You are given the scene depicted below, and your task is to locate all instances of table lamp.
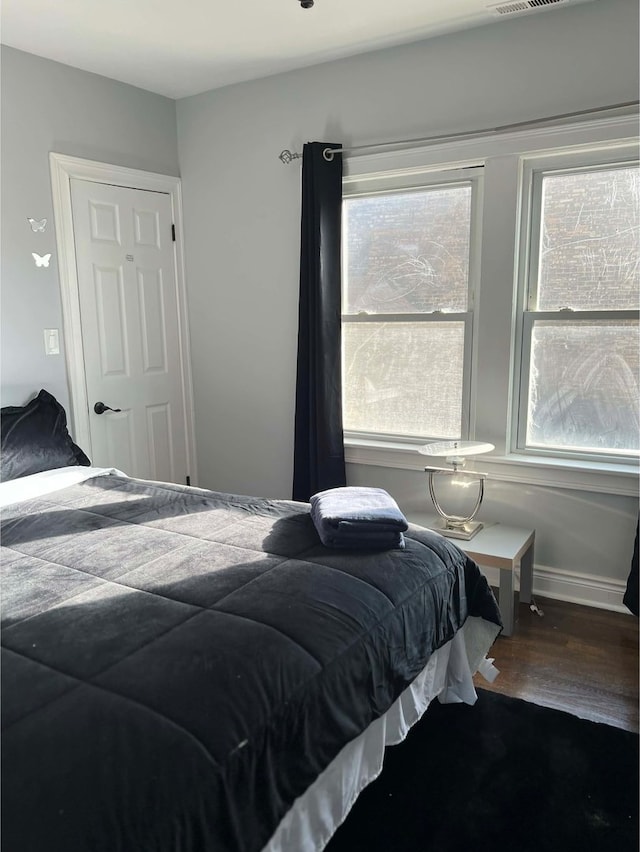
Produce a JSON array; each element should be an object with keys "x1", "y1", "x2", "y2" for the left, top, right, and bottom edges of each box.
[{"x1": 418, "y1": 440, "x2": 495, "y2": 540}]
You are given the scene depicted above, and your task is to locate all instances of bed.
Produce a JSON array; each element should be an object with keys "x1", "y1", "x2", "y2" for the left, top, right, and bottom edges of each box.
[{"x1": 1, "y1": 391, "x2": 502, "y2": 852}]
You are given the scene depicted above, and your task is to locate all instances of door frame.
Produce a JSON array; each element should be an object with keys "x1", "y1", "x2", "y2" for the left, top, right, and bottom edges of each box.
[{"x1": 49, "y1": 152, "x2": 198, "y2": 483}]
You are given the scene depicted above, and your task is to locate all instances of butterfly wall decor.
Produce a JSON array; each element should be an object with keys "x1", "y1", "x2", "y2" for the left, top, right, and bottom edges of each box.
[
  {"x1": 28, "y1": 217, "x2": 47, "y2": 232},
  {"x1": 32, "y1": 253, "x2": 52, "y2": 268}
]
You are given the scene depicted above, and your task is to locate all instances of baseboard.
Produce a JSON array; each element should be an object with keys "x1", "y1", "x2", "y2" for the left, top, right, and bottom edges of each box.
[{"x1": 480, "y1": 563, "x2": 632, "y2": 615}]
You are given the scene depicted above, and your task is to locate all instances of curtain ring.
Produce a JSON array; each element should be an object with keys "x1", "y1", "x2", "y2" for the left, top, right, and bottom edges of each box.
[{"x1": 322, "y1": 147, "x2": 335, "y2": 162}]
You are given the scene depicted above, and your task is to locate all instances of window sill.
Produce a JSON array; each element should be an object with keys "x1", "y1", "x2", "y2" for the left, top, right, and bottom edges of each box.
[{"x1": 344, "y1": 438, "x2": 639, "y2": 497}]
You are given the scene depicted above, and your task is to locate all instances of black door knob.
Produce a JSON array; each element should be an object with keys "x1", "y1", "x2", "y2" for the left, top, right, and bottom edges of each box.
[{"x1": 94, "y1": 401, "x2": 122, "y2": 415}]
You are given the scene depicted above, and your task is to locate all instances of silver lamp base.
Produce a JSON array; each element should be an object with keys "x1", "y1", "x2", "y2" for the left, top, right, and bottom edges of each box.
[
  {"x1": 425, "y1": 466, "x2": 488, "y2": 541},
  {"x1": 434, "y1": 519, "x2": 484, "y2": 540}
]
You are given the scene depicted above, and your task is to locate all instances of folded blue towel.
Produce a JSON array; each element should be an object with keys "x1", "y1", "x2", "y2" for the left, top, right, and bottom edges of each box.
[{"x1": 310, "y1": 486, "x2": 408, "y2": 550}]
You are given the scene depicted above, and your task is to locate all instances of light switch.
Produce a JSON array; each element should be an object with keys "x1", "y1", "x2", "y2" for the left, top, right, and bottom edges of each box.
[{"x1": 44, "y1": 328, "x2": 60, "y2": 355}]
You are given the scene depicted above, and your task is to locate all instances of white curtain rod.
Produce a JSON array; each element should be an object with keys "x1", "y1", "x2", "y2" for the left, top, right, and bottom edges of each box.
[
  {"x1": 322, "y1": 100, "x2": 639, "y2": 161},
  {"x1": 278, "y1": 101, "x2": 638, "y2": 164}
]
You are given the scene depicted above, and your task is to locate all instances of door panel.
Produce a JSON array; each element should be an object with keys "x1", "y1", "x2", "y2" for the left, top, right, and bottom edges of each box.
[
  {"x1": 105, "y1": 412, "x2": 135, "y2": 476},
  {"x1": 95, "y1": 265, "x2": 128, "y2": 376},
  {"x1": 89, "y1": 201, "x2": 121, "y2": 243},
  {"x1": 138, "y1": 269, "x2": 167, "y2": 373},
  {"x1": 134, "y1": 209, "x2": 160, "y2": 247},
  {"x1": 147, "y1": 403, "x2": 173, "y2": 483},
  {"x1": 70, "y1": 179, "x2": 188, "y2": 483}
]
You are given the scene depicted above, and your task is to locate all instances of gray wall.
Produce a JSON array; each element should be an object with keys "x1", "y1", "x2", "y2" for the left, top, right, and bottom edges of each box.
[
  {"x1": 0, "y1": 46, "x2": 179, "y2": 412},
  {"x1": 176, "y1": 0, "x2": 639, "y2": 597}
]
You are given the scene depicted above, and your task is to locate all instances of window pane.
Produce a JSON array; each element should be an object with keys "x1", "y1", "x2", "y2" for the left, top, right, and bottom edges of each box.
[
  {"x1": 537, "y1": 166, "x2": 640, "y2": 310},
  {"x1": 343, "y1": 186, "x2": 471, "y2": 315},
  {"x1": 527, "y1": 320, "x2": 639, "y2": 454},
  {"x1": 343, "y1": 321, "x2": 464, "y2": 438}
]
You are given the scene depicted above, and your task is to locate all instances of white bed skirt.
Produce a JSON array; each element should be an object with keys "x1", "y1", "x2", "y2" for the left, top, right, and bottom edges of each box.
[{"x1": 263, "y1": 616, "x2": 500, "y2": 852}]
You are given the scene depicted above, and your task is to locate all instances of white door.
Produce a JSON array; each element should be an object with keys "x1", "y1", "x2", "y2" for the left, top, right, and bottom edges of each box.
[{"x1": 70, "y1": 178, "x2": 189, "y2": 483}]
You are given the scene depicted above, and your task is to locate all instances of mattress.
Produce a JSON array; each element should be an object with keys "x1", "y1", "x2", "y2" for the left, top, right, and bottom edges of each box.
[{"x1": 1, "y1": 468, "x2": 502, "y2": 852}]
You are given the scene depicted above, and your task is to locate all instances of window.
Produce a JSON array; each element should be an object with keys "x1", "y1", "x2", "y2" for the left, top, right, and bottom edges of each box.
[
  {"x1": 518, "y1": 161, "x2": 640, "y2": 461},
  {"x1": 342, "y1": 169, "x2": 481, "y2": 442},
  {"x1": 342, "y1": 119, "x2": 639, "y2": 491}
]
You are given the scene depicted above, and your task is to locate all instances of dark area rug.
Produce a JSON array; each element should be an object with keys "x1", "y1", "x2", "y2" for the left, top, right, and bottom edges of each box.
[{"x1": 325, "y1": 688, "x2": 639, "y2": 852}]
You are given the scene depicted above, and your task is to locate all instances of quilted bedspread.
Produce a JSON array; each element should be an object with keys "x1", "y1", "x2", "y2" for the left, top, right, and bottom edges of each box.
[{"x1": 1, "y1": 474, "x2": 501, "y2": 852}]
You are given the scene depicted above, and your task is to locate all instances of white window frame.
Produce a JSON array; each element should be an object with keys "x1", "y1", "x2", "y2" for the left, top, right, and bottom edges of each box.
[
  {"x1": 513, "y1": 149, "x2": 640, "y2": 465},
  {"x1": 342, "y1": 114, "x2": 639, "y2": 498},
  {"x1": 341, "y1": 166, "x2": 484, "y2": 445}
]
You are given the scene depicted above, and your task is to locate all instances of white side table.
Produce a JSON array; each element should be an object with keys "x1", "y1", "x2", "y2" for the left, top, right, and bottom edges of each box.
[{"x1": 410, "y1": 516, "x2": 535, "y2": 636}]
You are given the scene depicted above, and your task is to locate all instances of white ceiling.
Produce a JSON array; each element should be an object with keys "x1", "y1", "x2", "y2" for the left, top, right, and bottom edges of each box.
[{"x1": 0, "y1": 0, "x2": 592, "y2": 99}]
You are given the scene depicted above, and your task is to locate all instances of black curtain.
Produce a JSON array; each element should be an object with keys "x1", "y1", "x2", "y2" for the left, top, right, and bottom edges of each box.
[{"x1": 292, "y1": 142, "x2": 346, "y2": 502}]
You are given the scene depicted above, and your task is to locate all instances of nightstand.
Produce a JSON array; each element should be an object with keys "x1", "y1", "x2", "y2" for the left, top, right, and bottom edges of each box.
[{"x1": 411, "y1": 515, "x2": 535, "y2": 636}]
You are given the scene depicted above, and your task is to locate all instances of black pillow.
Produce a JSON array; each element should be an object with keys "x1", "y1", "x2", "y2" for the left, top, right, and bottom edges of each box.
[{"x1": 1, "y1": 389, "x2": 90, "y2": 481}]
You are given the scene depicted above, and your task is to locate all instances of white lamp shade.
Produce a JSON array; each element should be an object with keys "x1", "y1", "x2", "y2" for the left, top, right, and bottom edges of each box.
[{"x1": 418, "y1": 440, "x2": 494, "y2": 458}]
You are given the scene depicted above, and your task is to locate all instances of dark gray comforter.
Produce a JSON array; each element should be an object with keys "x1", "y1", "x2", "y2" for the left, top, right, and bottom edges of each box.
[{"x1": 1, "y1": 474, "x2": 501, "y2": 852}]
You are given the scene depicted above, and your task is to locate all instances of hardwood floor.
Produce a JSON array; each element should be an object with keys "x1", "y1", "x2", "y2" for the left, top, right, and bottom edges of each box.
[{"x1": 473, "y1": 595, "x2": 639, "y2": 733}]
